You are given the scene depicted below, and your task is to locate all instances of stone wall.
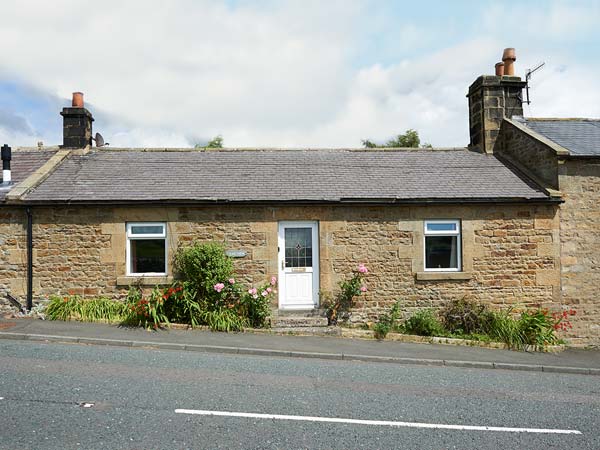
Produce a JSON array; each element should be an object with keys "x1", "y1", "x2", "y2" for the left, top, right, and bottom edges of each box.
[
  {"x1": 0, "y1": 203, "x2": 563, "y2": 330},
  {"x1": 496, "y1": 120, "x2": 559, "y2": 189},
  {"x1": 324, "y1": 204, "x2": 559, "y2": 322},
  {"x1": 559, "y1": 160, "x2": 600, "y2": 345},
  {"x1": 0, "y1": 207, "x2": 27, "y2": 313}
]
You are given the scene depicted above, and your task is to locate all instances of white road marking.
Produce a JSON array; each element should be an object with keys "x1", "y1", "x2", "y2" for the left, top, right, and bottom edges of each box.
[{"x1": 175, "y1": 409, "x2": 581, "y2": 435}]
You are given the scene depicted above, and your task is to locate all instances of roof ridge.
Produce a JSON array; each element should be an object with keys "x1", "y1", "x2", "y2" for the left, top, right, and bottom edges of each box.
[
  {"x1": 82, "y1": 147, "x2": 469, "y2": 153},
  {"x1": 524, "y1": 117, "x2": 600, "y2": 122}
]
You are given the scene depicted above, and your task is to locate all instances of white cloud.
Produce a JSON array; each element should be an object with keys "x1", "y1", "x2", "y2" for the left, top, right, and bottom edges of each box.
[{"x1": 0, "y1": 0, "x2": 598, "y2": 148}]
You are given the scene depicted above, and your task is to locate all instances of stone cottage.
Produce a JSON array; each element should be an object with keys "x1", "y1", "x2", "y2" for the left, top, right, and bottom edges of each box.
[{"x1": 1, "y1": 55, "x2": 598, "y2": 345}]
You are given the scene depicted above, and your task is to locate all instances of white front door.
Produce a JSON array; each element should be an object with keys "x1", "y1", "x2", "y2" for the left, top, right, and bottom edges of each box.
[{"x1": 278, "y1": 221, "x2": 319, "y2": 310}]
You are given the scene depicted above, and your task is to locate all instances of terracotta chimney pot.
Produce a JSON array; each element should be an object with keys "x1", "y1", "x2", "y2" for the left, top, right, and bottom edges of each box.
[
  {"x1": 72, "y1": 92, "x2": 84, "y2": 108},
  {"x1": 502, "y1": 48, "x2": 516, "y2": 76},
  {"x1": 495, "y1": 62, "x2": 505, "y2": 76}
]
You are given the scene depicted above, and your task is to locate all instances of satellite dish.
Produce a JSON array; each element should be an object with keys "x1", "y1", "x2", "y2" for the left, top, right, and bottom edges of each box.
[{"x1": 92, "y1": 132, "x2": 109, "y2": 147}]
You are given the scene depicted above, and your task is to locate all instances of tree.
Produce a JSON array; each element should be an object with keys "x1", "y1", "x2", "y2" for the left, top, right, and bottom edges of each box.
[
  {"x1": 194, "y1": 135, "x2": 224, "y2": 149},
  {"x1": 362, "y1": 129, "x2": 432, "y2": 149}
]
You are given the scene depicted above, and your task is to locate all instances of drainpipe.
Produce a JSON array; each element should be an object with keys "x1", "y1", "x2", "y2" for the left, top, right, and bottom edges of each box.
[{"x1": 26, "y1": 207, "x2": 33, "y2": 311}]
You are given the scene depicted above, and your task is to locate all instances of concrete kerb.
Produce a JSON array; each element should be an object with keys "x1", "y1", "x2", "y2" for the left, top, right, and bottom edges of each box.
[{"x1": 0, "y1": 331, "x2": 597, "y2": 376}]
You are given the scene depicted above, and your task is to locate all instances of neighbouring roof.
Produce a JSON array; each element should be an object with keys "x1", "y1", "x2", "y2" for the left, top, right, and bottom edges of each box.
[
  {"x1": 516, "y1": 117, "x2": 600, "y2": 156},
  {"x1": 20, "y1": 148, "x2": 551, "y2": 204},
  {"x1": 0, "y1": 150, "x2": 57, "y2": 202}
]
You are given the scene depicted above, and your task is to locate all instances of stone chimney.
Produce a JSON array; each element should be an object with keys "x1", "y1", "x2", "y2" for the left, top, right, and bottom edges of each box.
[
  {"x1": 467, "y1": 49, "x2": 526, "y2": 153},
  {"x1": 60, "y1": 92, "x2": 94, "y2": 148}
]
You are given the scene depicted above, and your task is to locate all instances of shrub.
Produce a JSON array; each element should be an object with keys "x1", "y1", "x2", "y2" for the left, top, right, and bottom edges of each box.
[
  {"x1": 161, "y1": 282, "x2": 203, "y2": 327},
  {"x1": 485, "y1": 307, "x2": 576, "y2": 350},
  {"x1": 373, "y1": 301, "x2": 402, "y2": 340},
  {"x1": 325, "y1": 263, "x2": 369, "y2": 325},
  {"x1": 402, "y1": 309, "x2": 445, "y2": 337},
  {"x1": 518, "y1": 309, "x2": 563, "y2": 347},
  {"x1": 200, "y1": 308, "x2": 248, "y2": 332},
  {"x1": 173, "y1": 242, "x2": 233, "y2": 303},
  {"x1": 484, "y1": 309, "x2": 525, "y2": 349},
  {"x1": 123, "y1": 286, "x2": 170, "y2": 330},
  {"x1": 239, "y1": 280, "x2": 275, "y2": 328},
  {"x1": 46, "y1": 295, "x2": 128, "y2": 322},
  {"x1": 210, "y1": 276, "x2": 277, "y2": 329},
  {"x1": 440, "y1": 297, "x2": 491, "y2": 335}
]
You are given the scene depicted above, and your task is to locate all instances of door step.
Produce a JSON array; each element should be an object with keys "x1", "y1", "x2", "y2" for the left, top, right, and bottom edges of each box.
[
  {"x1": 271, "y1": 309, "x2": 329, "y2": 328},
  {"x1": 271, "y1": 315, "x2": 329, "y2": 328}
]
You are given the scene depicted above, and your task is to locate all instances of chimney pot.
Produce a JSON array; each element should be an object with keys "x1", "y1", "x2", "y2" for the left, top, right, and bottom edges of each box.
[
  {"x1": 72, "y1": 92, "x2": 84, "y2": 108},
  {"x1": 502, "y1": 48, "x2": 516, "y2": 61},
  {"x1": 495, "y1": 62, "x2": 505, "y2": 76},
  {"x1": 502, "y1": 48, "x2": 516, "y2": 76}
]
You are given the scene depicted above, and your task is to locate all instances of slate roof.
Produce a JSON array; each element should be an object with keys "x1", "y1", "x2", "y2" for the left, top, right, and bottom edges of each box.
[
  {"x1": 22, "y1": 148, "x2": 550, "y2": 203},
  {"x1": 516, "y1": 117, "x2": 600, "y2": 156},
  {"x1": 0, "y1": 150, "x2": 57, "y2": 202}
]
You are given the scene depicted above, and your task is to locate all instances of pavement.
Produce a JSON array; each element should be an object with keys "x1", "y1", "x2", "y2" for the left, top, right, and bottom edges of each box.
[{"x1": 1, "y1": 318, "x2": 599, "y2": 375}]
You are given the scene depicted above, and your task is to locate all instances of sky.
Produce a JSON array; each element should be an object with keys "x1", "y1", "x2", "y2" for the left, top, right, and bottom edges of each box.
[{"x1": 0, "y1": 0, "x2": 599, "y2": 148}]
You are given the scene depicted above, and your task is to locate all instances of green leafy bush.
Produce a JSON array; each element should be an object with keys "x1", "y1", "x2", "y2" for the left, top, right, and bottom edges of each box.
[
  {"x1": 173, "y1": 242, "x2": 233, "y2": 303},
  {"x1": 46, "y1": 296, "x2": 128, "y2": 322},
  {"x1": 484, "y1": 309, "x2": 525, "y2": 349},
  {"x1": 517, "y1": 309, "x2": 560, "y2": 347},
  {"x1": 210, "y1": 277, "x2": 276, "y2": 329},
  {"x1": 239, "y1": 281, "x2": 274, "y2": 328},
  {"x1": 402, "y1": 309, "x2": 445, "y2": 337},
  {"x1": 373, "y1": 301, "x2": 402, "y2": 340},
  {"x1": 325, "y1": 263, "x2": 369, "y2": 324},
  {"x1": 161, "y1": 282, "x2": 203, "y2": 327},
  {"x1": 440, "y1": 297, "x2": 491, "y2": 335},
  {"x1": 200, "y1": 309, "x2": 248, "y2": 332},
  {"x1": 122, "y1": 286, "x2": 170, "y2": 330}
]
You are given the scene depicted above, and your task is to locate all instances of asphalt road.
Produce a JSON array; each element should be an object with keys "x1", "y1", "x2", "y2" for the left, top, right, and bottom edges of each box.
[{"x1": 0, "y1": 341, "x2": 598, "y2": 449}]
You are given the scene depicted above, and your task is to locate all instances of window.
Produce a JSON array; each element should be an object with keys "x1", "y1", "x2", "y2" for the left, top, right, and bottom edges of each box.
[
  {"x1": 126, "y1": 222, "x2": 167, "y2": 275},
  {"x1": 424, "y1": 220, "x2": 461, "y2": 271}
]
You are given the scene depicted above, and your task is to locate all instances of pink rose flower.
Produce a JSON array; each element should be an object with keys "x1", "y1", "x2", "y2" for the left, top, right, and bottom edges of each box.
[
  {"x1": 360, "y1": 286, "x2": 367, "y2": 293},
  {"x1": 270, "y1": 276, "x2": 277, "y2": 286},
  {"x1": 261, "y1": 290, "x2": 268, "y2": 297},
  {"x1": 248, "y1": 288, "x2": 257, "y2": 295},
  {"x1": 228, "y1": 278, "x2": 235, "y2": 284},
  {"x1": 213, "y1": 283, "x2": 225, "y2": 293},
  {"x1": 266, "y1": 287, "x2": 272, "y2": 294},
  {"x1": 358, "y1": 264, "x2": 368, "y2": 274}
]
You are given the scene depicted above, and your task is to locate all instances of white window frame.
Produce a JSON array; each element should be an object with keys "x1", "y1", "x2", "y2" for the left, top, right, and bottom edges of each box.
[
  {"x1": 126, "y1": 222, "x2": 167, "y2": 276},
  {"x1": 423, "y1": 219, "x2": 461, "y2": 272}
]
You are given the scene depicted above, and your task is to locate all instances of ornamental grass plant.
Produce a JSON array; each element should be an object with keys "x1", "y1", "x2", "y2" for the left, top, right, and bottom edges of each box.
[{"x1": 46, "y1": 296, "x2": 129, "y2": 323}]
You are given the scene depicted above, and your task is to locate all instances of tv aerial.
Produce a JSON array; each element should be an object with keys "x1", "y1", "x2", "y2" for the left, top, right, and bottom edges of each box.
[
  {"x1": 524, "y1": 62, "x2": 545, "y2": 105},
  {"x1": 92, "y1": 132, "x2": 109, "y2": 147}
]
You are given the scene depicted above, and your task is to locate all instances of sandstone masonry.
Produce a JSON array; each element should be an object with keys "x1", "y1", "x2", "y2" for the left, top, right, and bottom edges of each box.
[{"x1": 1, "y1": 203, "x2": 562, "y2": 328}]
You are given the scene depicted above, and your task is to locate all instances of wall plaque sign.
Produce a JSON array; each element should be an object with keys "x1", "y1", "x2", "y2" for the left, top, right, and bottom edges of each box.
[{"x1": 225, "y1": 250, "x2": 247, "y2": 258}]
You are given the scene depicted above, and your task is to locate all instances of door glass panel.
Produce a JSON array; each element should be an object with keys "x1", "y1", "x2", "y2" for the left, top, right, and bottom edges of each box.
[{"x1": 284, "y1": 227, "x2": 313, "y2": 268}]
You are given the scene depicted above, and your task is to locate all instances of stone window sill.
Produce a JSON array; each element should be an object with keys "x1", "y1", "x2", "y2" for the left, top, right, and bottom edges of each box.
[
  {"x1": 116, "y1": 276, "x2": 174, "y2": 286},
  {"x1": 416, "y1": 272, "x2": 472, "y2": 281}
]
